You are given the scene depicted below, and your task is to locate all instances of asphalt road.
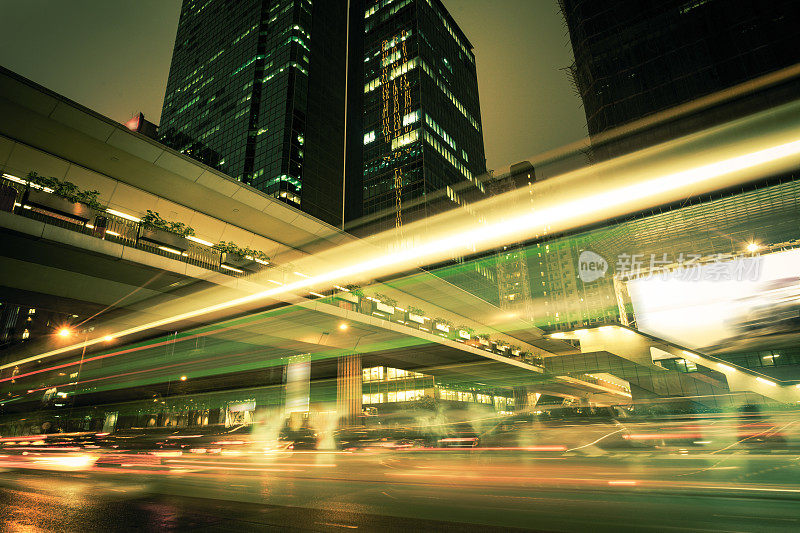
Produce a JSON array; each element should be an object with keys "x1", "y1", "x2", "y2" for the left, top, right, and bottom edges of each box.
[{"x1": 2, "y1": 451, "x2": 800, "y2": 532}]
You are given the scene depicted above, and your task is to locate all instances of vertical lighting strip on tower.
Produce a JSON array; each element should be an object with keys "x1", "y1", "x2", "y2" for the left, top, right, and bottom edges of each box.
[{"x1": 380, "y1": 30, "x2": 412, "y2": 233}]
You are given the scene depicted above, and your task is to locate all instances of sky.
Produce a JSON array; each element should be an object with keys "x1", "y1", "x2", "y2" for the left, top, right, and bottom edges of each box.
[{"x1": 0, "y1": 0, "x2": 587, "y2": 171}]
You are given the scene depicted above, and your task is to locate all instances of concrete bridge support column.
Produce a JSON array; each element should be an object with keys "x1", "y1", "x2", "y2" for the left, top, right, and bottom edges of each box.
[
  {"x1": 513, "y1": 386, "x2": 529, "y2": 412},
  {"x1": 337, "y1": 354, "x2": 362, "y2": 427}
]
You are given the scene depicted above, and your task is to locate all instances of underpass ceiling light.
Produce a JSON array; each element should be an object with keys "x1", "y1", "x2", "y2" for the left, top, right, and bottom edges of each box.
[
  {"x1": 57, "y1": 328, "x2": 72, "y2": 338},
  {"x1": 186, "y1": 235, "x2": 214, "y2": 247},
  {"x1": 756, "y1": 377, "x2": 777, "y2": 387},
  {"x1": 106, "y1": 208, "x2": 141, "y2": 223},
  {"x1": 339, "y1": 323, "x2": 348, "y2": 331},
  {"x1": 745, "y1": 242, "x2": 761, "y2": 253},
  {"x1": 158, "y1": 245, "x2": 183, "y2": 255}
]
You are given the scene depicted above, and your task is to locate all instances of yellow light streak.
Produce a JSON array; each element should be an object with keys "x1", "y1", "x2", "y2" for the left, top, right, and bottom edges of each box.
[{"x1": 4, "y1": 103, "x2": 800, "y2": 372}]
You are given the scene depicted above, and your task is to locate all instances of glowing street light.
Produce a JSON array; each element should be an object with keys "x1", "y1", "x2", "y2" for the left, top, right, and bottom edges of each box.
[
  {"x1": 57, "y1": 328, "x2": 73, "y2": 338},
  {"x1": 339, "y1": 323, "x2": 348, "y2": 331},
  {"x1": 180, "y1": 375, "x2": 187, "y2": 381},
  {"x1": 746, "y1": 242, "x2": 761, "y2": 253}
]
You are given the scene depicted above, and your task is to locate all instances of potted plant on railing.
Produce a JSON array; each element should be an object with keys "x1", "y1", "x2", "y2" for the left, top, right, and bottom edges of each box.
[
  {"x1": 137, "y1": 210, "x2": 194, "y2": 251},
  {"x1": 476, "y1": 333, "x2": 492, "y2": 351},
  {"x1": 454, "y1": 325, "x2": 474, "y2": 342},
  {"x1": 406, "y1": 305, "x2": 428, "y2": 327},
  {"x1": 507, "y1": 344, "x2": 523, "y2": 359},
  {"x1": 520, "y1": 351, "x2": 541, "y2": 366},
  {"x1": 214, "y1": 241, "x2": 270, "y2": 272},
  {"x1": 373, "y1": 293, "x2": 397, "y2": 316},
  {"x1": 23, "y1": 171, "x2": 103, "y2": 223},
  {"x1": 344, "y1": 284, "x2": 364, "y2": 297},
  {"x1": 432, "y1": 317, "x2": 453, "y2": 336},
  {"x1": 333, "y1": 284, "x2": 360, "y2": 304},
  {"x1": 333, "y1": 285, "x2": 364, "y2": 311}
]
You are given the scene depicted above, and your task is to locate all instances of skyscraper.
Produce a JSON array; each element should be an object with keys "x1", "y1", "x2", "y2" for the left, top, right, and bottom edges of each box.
[
  {"x1": 159, "y1": 0, "x2": 348, "y2": 227},
  {"x1": 160, "y1": 0, "x2": 487, "y2": 236},
  {"x1": 532, "y1": 0, "x2": 800, "y2": 332},
  {"x1": 561, "y1": 0, "x2": 800, "y2": 137},
  {"x1": 348, "y1": 0, "x2": 488, "y2": 233}
]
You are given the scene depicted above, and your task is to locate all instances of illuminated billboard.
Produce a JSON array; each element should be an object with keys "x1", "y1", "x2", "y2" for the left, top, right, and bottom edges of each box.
[{"x1": 628, "y1": 248, "x2": 800, "y2": 350}]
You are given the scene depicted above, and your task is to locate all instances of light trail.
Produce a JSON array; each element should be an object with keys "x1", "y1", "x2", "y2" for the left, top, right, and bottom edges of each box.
[
  {"x1": 16, "y1": 347, "x2": 266, "y2": 394},
  {"x1": 565, "y1": 427, "x2": 627, "y2": 452},
  {"x1": 4, "y1": 101, "x2": 800, "y2": 373}
]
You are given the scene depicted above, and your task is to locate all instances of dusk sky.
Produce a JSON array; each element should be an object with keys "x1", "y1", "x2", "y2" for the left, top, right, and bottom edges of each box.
[{"x1": 0, "y1": 0, "x2": 587, "y2": 171}]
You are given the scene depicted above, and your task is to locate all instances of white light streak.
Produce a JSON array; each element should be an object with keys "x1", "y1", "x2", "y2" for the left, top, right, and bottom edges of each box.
[{"x1": 4, "y1": 105, "x2": 800, "y2": 372}]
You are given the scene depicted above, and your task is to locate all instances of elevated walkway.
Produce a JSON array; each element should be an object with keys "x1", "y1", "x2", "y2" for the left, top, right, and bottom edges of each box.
[{"x1": 545, "y1": 325, "x2": 800, "y2": 405}]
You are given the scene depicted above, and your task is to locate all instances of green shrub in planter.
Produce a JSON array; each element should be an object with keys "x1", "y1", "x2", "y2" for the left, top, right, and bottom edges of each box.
[
  {"x1": 407, "y1": 305, "x2": 426, "y2": 316},
  {"x1": 432, "y1": 318, "x2": 452, "y2": 334},
  {"x1": 25, "y1": 171, "x2": 103, "y2": 210},
  {"x1": 24, "y1": 188, "x2": 96, "y2": 222},
  {"x1": 343, "y1": 284, "x2": 364, "y2": 297},
  {"x1": 138, "y1": 226, "x2": 188, "y2": 251},
  {"x1": 214, "y1": 240, "x2": 270, "y2": 263},
  {"x1": 373, "y1": 293, "x2": 397, "y2": 307},
  {"x1": 140, "y1": 210, "x2": 196, "y2": 237}
]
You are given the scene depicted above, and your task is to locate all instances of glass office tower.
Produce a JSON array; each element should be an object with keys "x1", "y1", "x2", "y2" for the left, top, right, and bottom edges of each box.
[
  {"x1": 353, "y1": 0, "x2": 487, "y2": 232},
  {"x1": 159, "y1": 0, "x2": 347, "y2": 227},
  {"x1": 561, "y1": 0, "x2": 800, "y2": 137}
]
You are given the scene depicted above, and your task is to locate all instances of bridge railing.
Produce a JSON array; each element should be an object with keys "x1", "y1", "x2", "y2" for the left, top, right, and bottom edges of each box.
[
  {"x1": 322, "y1": 292, "x2": 545, "y2": 368},
  {"x1": 0, "y1": 174, "x2": 252, "y2": 277}
]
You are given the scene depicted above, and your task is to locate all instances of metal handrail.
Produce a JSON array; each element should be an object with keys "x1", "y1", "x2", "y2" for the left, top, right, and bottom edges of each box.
[{"x1": 0, "y1": 175, "x2": 242, "y2": 277}]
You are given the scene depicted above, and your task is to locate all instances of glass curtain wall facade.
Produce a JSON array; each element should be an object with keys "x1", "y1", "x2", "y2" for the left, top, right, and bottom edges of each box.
[
  {"x1": 159, "y1": 0, "x2": 347, "y2": 227},
  {"x1": 560, "y1": 0, "x2": 800, "y2": 137},
  {"x1": 524, "y1": 178, "x2": 800, "y2": 331},
  {"x1": 357, "y1": 0, "x2": 487, "y2": 232}
]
